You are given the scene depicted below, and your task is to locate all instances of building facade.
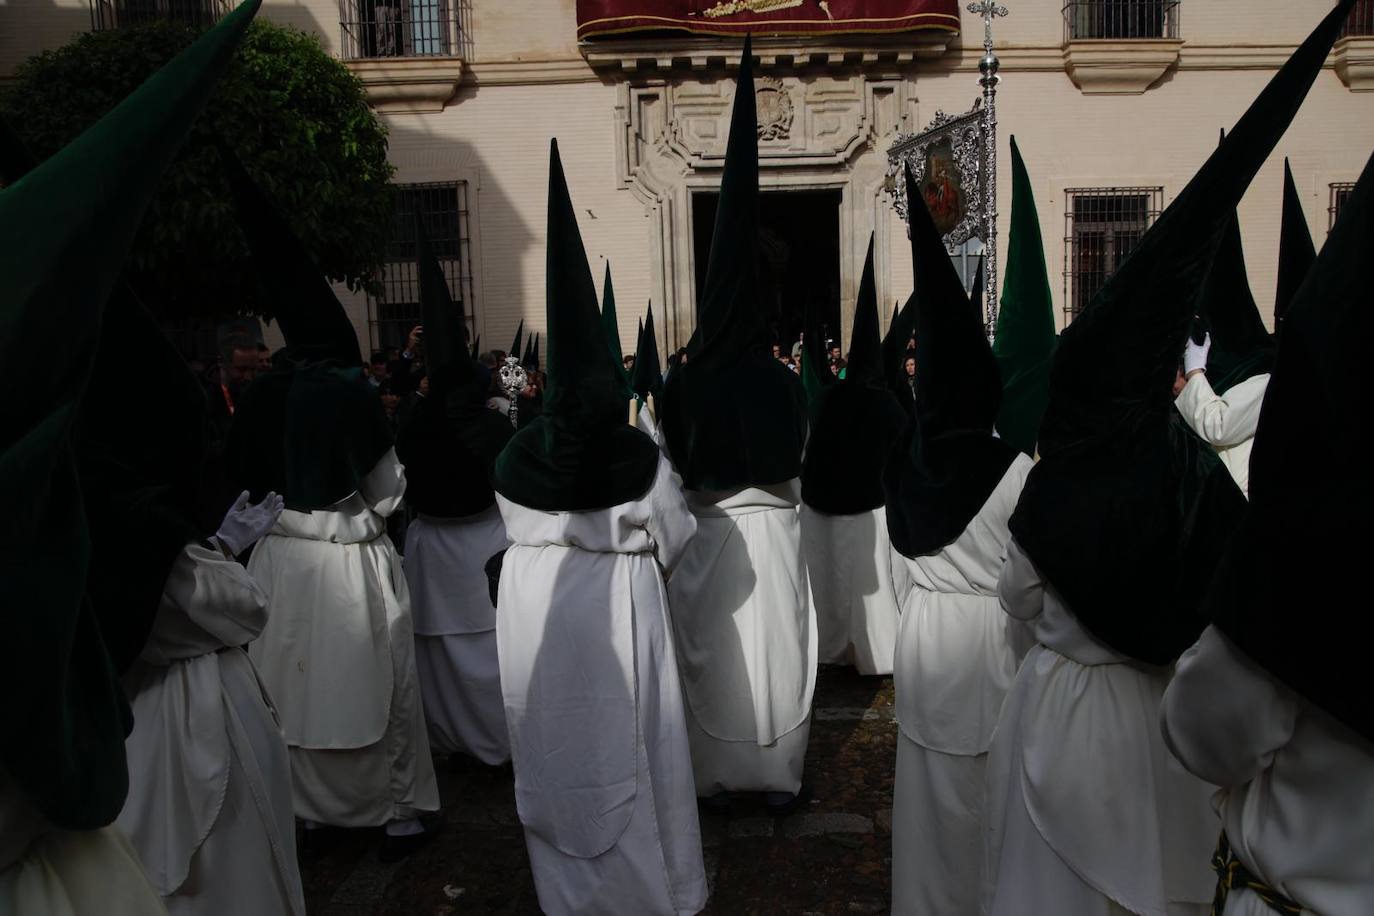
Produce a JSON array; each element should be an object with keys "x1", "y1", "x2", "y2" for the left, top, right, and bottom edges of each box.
[{"x1": 3, "y1": 0, "x2": 1372, "y2": 356}]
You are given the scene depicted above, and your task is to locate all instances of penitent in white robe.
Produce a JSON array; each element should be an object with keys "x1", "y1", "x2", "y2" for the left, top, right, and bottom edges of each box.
[
  {"x1": 799, "y1": 505, "x2": 900, "y2": 676},
  {"x1": 888, "y1": 454, "x2": 1033, "y2": 916},
  {"x1": 983, "y1": 539, "x2": 1216, "y2": 916},
  {"x1": 248, "y1": 448, "x2": 440, "y2": 827},
  {"x1": 1162, "y1": 626, "x2": 1374, "y2": 916},
  {"x1": 495, "y1": 456, "x2": 707, "y2": 916},
  {"x1": 1174, "y1": 373, "x2": 1268, "y2": 498},
  {"x1": 405, "y1": 506, "x2": 511, "y2": 765},
  {"x1": 1, "y1": 770, "x2": 165, "y2": 916},
  {"x1": 668, "y1": 479, "x2": 816, "y2": 796},
  {"x1": 119, "y1": 544, "x2": 305, "y2": 916}
]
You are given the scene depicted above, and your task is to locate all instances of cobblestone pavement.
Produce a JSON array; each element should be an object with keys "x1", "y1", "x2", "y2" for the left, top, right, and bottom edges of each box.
[{"x1": 299, "y1": 665, "x2": 896, "y2": 915}]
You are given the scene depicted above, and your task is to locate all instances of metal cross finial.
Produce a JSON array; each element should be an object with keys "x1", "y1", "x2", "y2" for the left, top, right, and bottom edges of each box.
[{"x1": 967, "y1": 1, "x2": 1008, "y2": 339}]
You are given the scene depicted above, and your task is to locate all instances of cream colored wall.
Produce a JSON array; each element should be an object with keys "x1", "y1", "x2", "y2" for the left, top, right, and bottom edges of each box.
[{"x1": 3, "y1": 0, "x2": 1370, "y2": 348}]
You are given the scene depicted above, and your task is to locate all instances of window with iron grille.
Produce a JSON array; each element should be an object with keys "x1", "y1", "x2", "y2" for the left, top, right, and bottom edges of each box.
[
  {"x1": 369, "y1": 181, "x2": 475, "y2": 352},
  {"x1": 339, "y1": 0, "x2": 460, "y2": 59},
  {"x1": 1342, "y1": 0, "x2": 1374, "y2": 37},
  {"x1": 89, "y1": 0, "x2": 229, "y2": 30},
  {"x1": 1063, "y1": 187, "x2": 1163, "y2": 320},
  {"x1": 1329, "y1": 182, "x2": 1356, "y2": 233},
  {"x1": 1063, "y1": 0, "x2": 1180, "y2": 40}
]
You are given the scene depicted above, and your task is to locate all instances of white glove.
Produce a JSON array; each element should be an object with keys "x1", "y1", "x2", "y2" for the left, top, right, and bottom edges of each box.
[
  {"x1": 1183, "y1": 332, "x2": 1211, "y2": 375},
  {"x1": 214, "y1": 490, "x2": 285, "y2": 557}
]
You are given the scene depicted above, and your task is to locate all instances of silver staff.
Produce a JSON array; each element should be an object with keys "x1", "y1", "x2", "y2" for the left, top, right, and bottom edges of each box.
[
  {"x1": 499, "y1": 354, "x2": 528, "y2": 428},
  {"x1": 968, "y1": 0, "x2": 1007, "y2": 339}
]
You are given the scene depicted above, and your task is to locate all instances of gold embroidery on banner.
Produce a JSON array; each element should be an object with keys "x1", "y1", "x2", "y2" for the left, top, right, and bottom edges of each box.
[{"x1": 701, "y1": 0, "x2": 805, "y2": 20}]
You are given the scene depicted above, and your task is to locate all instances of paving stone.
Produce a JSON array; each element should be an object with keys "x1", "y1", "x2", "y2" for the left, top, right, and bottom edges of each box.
[
  {"x1": 875, "y1": 808, "x2": 893, "y2": 835},
  {"x1": 813, "y1": 706, "x2": 896, "y2": 722},
  {"x1": 324, "y1": 857, "x2": 403, "y2": 914},
  {"x1": 728, "y1": 816, "x2": 776, "y2": 839},
  {"x1": 781, "y1": 813, "x2": 873, "y2": 838}
]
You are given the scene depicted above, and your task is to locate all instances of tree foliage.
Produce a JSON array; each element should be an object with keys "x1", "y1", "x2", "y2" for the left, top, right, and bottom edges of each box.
[{"x1": 0, "y1": 20, "x2": 394, "y2": 319}]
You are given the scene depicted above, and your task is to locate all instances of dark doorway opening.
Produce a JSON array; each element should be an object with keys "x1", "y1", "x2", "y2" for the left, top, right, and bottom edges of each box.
[{"x1": 693, "y1": 188, "x2": 842, "y2": 354}]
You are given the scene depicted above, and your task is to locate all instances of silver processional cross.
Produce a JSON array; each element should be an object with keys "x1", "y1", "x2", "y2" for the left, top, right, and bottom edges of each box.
[{"x1": 968, "y1": 1, "x2": 1007, "y2": 339}]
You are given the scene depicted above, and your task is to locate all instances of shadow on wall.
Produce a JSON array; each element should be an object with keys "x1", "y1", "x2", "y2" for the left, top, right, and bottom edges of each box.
[
  {"x1": 385, "y1": 110, "x2": 536, "y2": 358},
  {"x1": 0, "y1": 0, "x2": 98, "y2": 76}
]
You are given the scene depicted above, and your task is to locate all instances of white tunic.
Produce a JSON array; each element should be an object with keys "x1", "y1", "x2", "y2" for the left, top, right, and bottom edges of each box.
[
  {"x1": 119, "y1": 544, "x2": 305, "y2": 916},
  {"x1": 247, "y1": 448, "x2": 439, "y2": 827},
  {"x1": 1174, "y1": 373, "x2": 1268, "y2": 497},
  {"x1": 888, "y1": 454, "x2": 1034, "y2": 916},
  {"x1": 1, "y1": 770, "x2": 165, "y2": 916},
  {"x1": 405, "y1": 506, "x2": 511, "y2": 765},
  {"x1": 799, "y1": 504, "x2": 900, "y2": 676},
  {"x1": 983, "y1": 539, "x2": 1217, "y2": 916},
  {"x1": 1162, "y1": 626, "x2": 1374, "y2": 916},
  {"x1": 668, "y1": 479, "x2": 817, "y2": 795},
  {"x1": 495, "y1": 456, "x2": 707, "y2": 916}
]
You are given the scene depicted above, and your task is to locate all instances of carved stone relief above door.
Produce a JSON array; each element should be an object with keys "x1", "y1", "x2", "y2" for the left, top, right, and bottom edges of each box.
[{"x1": 614, "y1": 72, "x2": 920, "y2": 351}]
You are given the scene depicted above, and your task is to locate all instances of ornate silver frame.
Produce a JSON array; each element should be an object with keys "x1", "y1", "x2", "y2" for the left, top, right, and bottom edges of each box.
[{"x1": 885, "y1": 99, "x2": 988, "y2": 248}]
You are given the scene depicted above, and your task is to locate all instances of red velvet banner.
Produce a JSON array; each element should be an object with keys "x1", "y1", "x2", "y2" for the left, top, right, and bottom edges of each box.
[{"x1": 576, "y1": 0, "x2": 962, "y2": 40}]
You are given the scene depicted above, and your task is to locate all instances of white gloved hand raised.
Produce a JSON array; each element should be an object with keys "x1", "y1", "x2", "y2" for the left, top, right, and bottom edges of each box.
[
  {"x1": 214, "y1": 490, "x2": 285, "y2": 557},
  {"x1": 1183, "y1": 332, "x2": 1211, "y2": 376}
]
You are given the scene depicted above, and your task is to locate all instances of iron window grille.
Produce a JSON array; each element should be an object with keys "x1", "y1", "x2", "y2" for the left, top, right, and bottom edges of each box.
[
  {"x1": 1063, "y1": 0, "x2": 1180, "y2": 41},
  {"x1": 1063, "y1": 186, "x2": 1163, "y2": 320},
  {"x1": 369, "y1": 181, "x2": 475, "y2": 352},
  {"x1": 339, "y1": 0, "x2": 460, "y2": 59},
  {"x1": 1342, "y1": 0, "x2": 1374, "y2": 37},
  {"x1": 89, "y1": 0, "x2": 229, "y2": 29},
  {"x1": 1329, "y1": 182, "x2": 1356, "y2": 233}
]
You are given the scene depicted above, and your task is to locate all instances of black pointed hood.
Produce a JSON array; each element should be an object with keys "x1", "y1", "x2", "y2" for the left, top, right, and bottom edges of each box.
[
  {"x1": 1205, "y1": 147, "x2": 1374, "y2": 744},
  {"x1": 217, "y1": 141, "x2": 361, "y2": 367},
  {"x1": 659, "y1": 38, "x2": 807, "y2": 492},
  {"x1": 882, "y1": 290, "x2": 918, "y2": 413},
  {"x1": 802, "y1": 234, "x2": 908, "y2": 514},
  {"x1": 509, "y1": 320, "x2": 524, "y2": 362},
  {"x1": 967, "y1": 254, "x2": 985, "y2": 312},
  {"x1": 1275, "y1": 158, "x2": 1317, "y2": 328},
  {"x1": 395, "y1": 218, "x2": 512, "y2": 517},
  {"x1": 492, "y1": 140, "x2": 659, "y2": 511},
  {"x1": 531, "y1": 333, "x2": 541, "y2": 372},
  {"x1": 992, "y1": 136, "x2": 1057, "y2": 456},
  {"x1": 0, "y1": 0, "x2": 257, "y2": 829},
  {"x1": 631, "y1": 302, "x2": 664, "y2": 400},
  {"x1": 470, "y1": 334, "x2": 481, "y2": 361},
  {"x1": 1008, "y1": 1, "x2": 1352, "y2": 666},
  {"x1": 1195, "y1": 209, "x2": 1274, "y2": 393},
  {"x1": 883, "y1": 165, "x2": 1017, "y2": 556}
]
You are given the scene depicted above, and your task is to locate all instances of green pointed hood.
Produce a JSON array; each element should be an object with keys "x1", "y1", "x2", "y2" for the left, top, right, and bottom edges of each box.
[
  {"x1": 883, "y1": 164, "x2": 1016, "y2": 556},
  {"x1": 967, "y1": 254, "x2": 985, "y2": 312},
  {"x1": 1196, "y1": 208, "x2": 1274, "y2": 393},
  {"x1": 993, "y1": 136, "x2": 1057, "y2": 456},
  {"x1": 802, "y1": 233, "x2": 908, "y2": 514},
  {"x1": 659, "y1": 37, "x2": 807, "y2": 492},
  {"x1": 1275, "y1": 158, "x2": 1317, "y2": 327},
  {"x1": 220, "y1": 143, "x2": 392, "y2": 511},
  {"x1": 492, "y1": 140, "x2": 659, "y2": 511},
  {"x1": 0, "y1": 0, "x2": 258, "y2": 829},
  {"x1": 1205, "y1": 146, "x2": 1374, "y2": 745},
  {"x1": 631, "y1": 302, "x2": 664, "y2": 400},
  {"x1": 395, "y1": 218, "x2": 512, "y2": 517},
  {"x1": 1009, "y1": 0, "x2": 1352, "y2": 666},
  {"x1": 601, "y1": 262, "x2": 634, "y2": 397},
  {"x1": 217, "y1": 140, "x2": 362, "y2": 367}
]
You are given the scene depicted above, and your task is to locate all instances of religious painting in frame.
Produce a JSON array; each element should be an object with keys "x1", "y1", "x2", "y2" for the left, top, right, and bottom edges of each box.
[{"x1": 886, "y1": 100, "x2": 988, "y2": 247}]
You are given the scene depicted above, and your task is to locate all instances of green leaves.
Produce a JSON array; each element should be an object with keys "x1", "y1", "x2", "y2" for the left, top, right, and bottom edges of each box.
[{"x1": 0, "y1": 20, "x2": 393, "y2": 321}]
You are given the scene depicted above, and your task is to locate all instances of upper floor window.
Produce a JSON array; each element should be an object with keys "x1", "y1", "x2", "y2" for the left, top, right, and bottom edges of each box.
[
  {"x1": 1342, "y1": 0, "x2": 1374, "y2": 38},
  {"x1": 339, "y1": 0, "x2": 460, "y2": 60},
  {"x1": 1329, "y1": 182, "x2": 1356, "y2": 233},
  {"x1": 1063, "y1": 186, "x2": 1163, "y2": 320},
  {"x1": 368, "y1": 181, "x2": 475, "y2": 351},
  {"x1": 90, "y1": 0, "x2": 229, "y2": 30},
  {"x1": 1063, "y1": 0, "x2": 1180, "y2": 41}
]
